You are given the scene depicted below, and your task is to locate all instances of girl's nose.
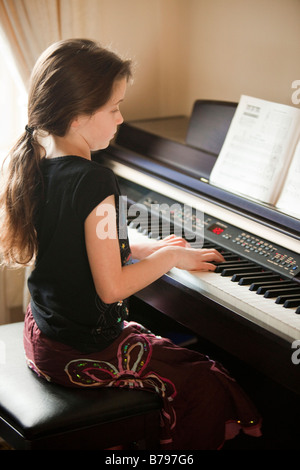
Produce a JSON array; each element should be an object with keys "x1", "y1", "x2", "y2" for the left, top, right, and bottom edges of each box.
[{"x1": 117, "y1": 112, "x2": 124, "y2": 125}]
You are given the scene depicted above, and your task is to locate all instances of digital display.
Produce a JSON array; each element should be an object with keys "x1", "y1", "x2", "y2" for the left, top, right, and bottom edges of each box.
[{"x1": 208, "y1": 223, "x2": 226, "y2": 235}]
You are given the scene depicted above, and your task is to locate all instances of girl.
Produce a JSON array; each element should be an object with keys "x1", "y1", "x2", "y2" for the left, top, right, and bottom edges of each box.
[{"x1": 0, "y1": 38, "x2": 261, "y2": 449}]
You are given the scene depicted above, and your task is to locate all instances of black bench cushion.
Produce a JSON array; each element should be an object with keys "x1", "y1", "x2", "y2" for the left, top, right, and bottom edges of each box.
[{"x1": 0, "y1": 322, "x2": 161, "y2": 442}]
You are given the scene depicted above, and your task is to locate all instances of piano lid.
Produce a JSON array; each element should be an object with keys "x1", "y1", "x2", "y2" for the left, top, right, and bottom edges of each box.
[
  {"x1": 115, "y1": 100, "x2": 237, "y2": 181},
  {"x1": 111, "y1": 100, "x2": 300, "y2": 240}
]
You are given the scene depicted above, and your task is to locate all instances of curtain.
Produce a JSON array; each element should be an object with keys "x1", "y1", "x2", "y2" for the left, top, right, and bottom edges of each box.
[
  {"x1": 0, "y1": 0, "x2": 61, "y2": 87},
  {"x1": 0, "y1": 267, "x2": 25, "y2": 324},
  {"x1": 0, "y1": 0, "x2": 102, "y2": 322},
  {"x1": 0, "y1": 0, "x2": 102, "y2": 87}
]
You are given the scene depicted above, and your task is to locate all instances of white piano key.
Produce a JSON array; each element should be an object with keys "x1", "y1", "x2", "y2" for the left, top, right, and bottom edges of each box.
[{"x1": 169, "y1": 268, "x2": 299, "y2": 340}]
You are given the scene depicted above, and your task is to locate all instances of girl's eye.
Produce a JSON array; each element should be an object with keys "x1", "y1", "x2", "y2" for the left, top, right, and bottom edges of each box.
[{"x1": 112, "y1": 107, "x2": 120, "y2": 113}]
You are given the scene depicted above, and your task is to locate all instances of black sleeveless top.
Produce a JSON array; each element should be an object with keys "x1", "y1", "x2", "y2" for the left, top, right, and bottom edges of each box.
[{"x1": 28, "y1": 156, "x2": 132, "y2": 353}]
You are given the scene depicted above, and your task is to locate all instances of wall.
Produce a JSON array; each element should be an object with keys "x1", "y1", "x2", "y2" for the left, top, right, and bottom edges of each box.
[
  {"x1": 80, "y1": 0, "x2": 190, "y2": 120},
  {"x1": 89, "y1": 0, "x2": 300, "y2": 120},
  {"x1": 184, "y1": 0, "x2": 300, "y2": 115}
]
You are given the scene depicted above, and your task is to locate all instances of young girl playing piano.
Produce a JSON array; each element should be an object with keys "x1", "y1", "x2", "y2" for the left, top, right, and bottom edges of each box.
[{"x1": 0, "y1": 39, "x2": 261, "y2": 449}]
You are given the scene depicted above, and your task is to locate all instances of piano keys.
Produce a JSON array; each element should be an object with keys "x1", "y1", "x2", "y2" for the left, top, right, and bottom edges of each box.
[
  {"x1": 126, "y1": 201, "x2": 300, "y2": 344},
  {"x1": 93, "y1": 100, "x2": 300, "y2": 395}
]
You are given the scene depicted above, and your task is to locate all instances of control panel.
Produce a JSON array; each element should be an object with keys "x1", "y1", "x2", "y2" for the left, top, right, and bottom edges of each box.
[{"x1": 203, "y1": 217, "x2": 299, "y2": 279}]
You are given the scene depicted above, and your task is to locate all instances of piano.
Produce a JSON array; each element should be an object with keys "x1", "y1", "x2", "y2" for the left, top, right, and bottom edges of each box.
[{"x1": 93, "y1": 100, "x2": 300, "y2": 398}]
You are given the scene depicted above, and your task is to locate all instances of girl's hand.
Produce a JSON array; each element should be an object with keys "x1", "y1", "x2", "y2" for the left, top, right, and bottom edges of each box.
[
  {"x1": 130, "y1": 234, "x2": 224, "y2": 272},
  {"x1": 174, "y1": 247, "x2": 225, "y2": 272},
  {"x1": 158, "y1": 234, "x2": 191, "y2": 248},
  {"x1": 130, "y1": 234, "x2": 190, "y2": 260}
]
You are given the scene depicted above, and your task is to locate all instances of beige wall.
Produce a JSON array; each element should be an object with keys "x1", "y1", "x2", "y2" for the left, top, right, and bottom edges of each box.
[
  {"x1": 80, "y1": 0, "x2": 190, "y2": 120},
  {"x1": 85, "y1": 0, "x2": 300, "y2": 120},
  {"x1": 185, "y1": 0, "x2": 300, "y2": 114}
]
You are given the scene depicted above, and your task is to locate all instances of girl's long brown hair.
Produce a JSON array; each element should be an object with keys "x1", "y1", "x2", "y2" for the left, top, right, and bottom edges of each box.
[{"x1": 0, "y1": 39, "x2": 131, "y2": 267}]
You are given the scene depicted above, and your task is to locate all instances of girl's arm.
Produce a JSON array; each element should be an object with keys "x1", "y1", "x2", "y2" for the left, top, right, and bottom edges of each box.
[{"x1": 85, "y1": 195, "x2": 224, "y2": 304}]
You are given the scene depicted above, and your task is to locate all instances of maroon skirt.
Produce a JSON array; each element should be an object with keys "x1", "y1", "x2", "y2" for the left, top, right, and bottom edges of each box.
[{"x1": 23, "y1": 305, "x2": 261, "y2": 449}]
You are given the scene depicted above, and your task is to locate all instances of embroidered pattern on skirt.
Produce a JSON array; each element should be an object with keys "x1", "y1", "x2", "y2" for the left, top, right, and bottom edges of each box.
[{"x1": 64, "y1": 332, "x2": 177, "y2": 444}]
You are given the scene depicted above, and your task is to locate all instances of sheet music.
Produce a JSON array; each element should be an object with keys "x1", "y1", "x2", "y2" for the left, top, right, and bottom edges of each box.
[
  {"x1": 276, "y1": 140, "x2": 300, "y2": 219},
  {"x1": 209, "y1": 95, "x2": 300, "y2": 204}
]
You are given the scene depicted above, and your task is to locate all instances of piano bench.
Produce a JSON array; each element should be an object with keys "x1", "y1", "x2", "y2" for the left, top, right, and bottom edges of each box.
[{"x1": 0, "y1": 322, "x2": 161, "y2": 450}]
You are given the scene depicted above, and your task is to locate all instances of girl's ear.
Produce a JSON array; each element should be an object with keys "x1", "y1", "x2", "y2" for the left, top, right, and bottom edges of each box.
[
  {"x1": 70, "y1": 117, "x2": 80, "y2": 129},
  {"x1": 70, "y1": 115, "x2": 89, "y2": 131}
]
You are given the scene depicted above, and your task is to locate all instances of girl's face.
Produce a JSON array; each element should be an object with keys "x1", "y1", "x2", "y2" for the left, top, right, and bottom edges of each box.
[{"x1": 73, "y1": 78, "x2": 127, "y2": 152}]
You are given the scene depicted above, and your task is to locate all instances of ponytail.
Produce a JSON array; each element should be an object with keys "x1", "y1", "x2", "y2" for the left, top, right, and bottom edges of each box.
[{"x1": 0, "y1": 127, "x2": 44, "y2": 266}]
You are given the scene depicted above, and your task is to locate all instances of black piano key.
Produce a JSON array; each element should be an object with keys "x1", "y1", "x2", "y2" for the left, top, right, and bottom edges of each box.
[
  {"x1": 222, "y1": 266, "x2": 263, "y2": 277},
  {"x1": 227, "y1": 266, "x2": 263, "y2": 278},
  {"x1": 223, "y1": 255, "x2": 241, "y2": 261},
  {"x1": 255, "y1": 281, "x2": 295, "y2": 294},
  {"x1": 232, "y1": 270, "x2": 274, "y2": 282},
  {"x1": 129, "y1": 216, "x2": 149, "y2": 230},
  {"x1": 203, "y1": 242, "x2": 216, "y2": 248},
  {"x1": 148, "y1": 230, "x2": 161, "y2": 239},
  {"x1": 275, "y1": 294, "x2": 300, "y2": 305},
  {"x1": 216, "y1": 260, "x2": 252, "y2": 266},
  {"x1": 283, "y1": 298, "x2": 300, "y2": 308},
  {"x1": 256, "y1": 282, "x2": 293, "y2": 295},
  {"x1": 249, "y1": 279, "x2": 290, "y2": 291},
  {"x1": 201, "y1": 244, "x2": 240, "y2": 261},
  {"x1": 127, "y1": 214, "x2": 138, "y2": 223},
  {"x1": 264, "y1": 286, "x2": 300, "y2": 298},
  {"x1": 129, "y1": 220, "x2": 139, "y2": 229},
  {"x1": 239, "y1": 274, "x2": 281, "y2": 286},
  {"x1": 219, "y1": 251, "x2": 237, "y2": 257},
  {"x1": 215, "y1": 262, "x2": 256, "y2": 273},
  {"x1": 215, "y1": 260, "x2": 247, "y2": 265}
]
